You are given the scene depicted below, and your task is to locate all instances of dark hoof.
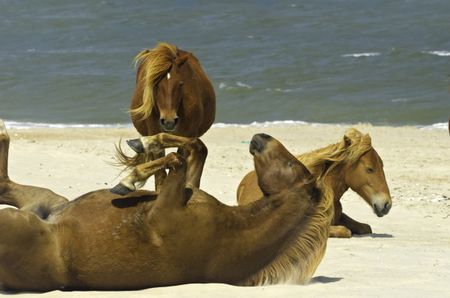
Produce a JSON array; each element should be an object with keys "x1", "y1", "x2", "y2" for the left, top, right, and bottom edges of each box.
[
  {"x1": 126, "y1": 139, "x2": 145, "y2": 153},
  {"x1": 110, "y1": 183, "x2": 133, "y2": 196}
]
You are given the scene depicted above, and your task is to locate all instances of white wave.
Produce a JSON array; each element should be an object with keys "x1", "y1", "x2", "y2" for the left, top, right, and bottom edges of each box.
[
  {"x1": 218, "y1": 82, "x2": 227, "y2": 89},
  {"x1": 391, "y1": 98, "x2": 409, "y2": 103},
  {"x1": 420, "y1": 122, "x2": 448, "y2": 130},
  {"x1": 4, "y1": 120, "x2": 447, "y2": 131},
  {"x1": 265, "y1": 87, "x2": 296, "y2": 93},
  {"x1": 4, "y1": 120, "x2": 131, "y2": 130},
  {"x1": 235, "y1": 81, "x2": 252, "y2": 89},
  {"x1": 342, "y1": 52, "x2": 381, "y2": 58},
  {"x1": 423, "y1": 51, "x2": 450, "y2": 57},
  {"x1": 213, "y1": 120, "x2": 309, "y2": 128}
]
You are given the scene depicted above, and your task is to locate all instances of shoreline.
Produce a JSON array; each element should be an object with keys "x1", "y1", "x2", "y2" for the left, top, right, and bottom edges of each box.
[
  {"x1": 3, "y1": 124, "x2": 450, "y2": 297},
  {"x1": 4, "y1": 119, "x2": 448, "y2": 131}
]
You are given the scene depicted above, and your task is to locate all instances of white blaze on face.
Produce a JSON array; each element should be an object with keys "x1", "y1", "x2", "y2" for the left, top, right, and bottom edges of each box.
[{"x1": 167, "y1": 72, "x2": 171, "y2": 80}]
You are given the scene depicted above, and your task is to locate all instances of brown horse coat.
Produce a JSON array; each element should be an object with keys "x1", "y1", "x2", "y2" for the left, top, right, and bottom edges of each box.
[
  {"x1": 237, "y1": 129, "x2": 391, "y2": 238},
  {"x1": 0, "y1": 126, "x2": 330, "y2": 291},
  {"x1": 124, "y1": 42, "x2": 215, "y2": 192}
]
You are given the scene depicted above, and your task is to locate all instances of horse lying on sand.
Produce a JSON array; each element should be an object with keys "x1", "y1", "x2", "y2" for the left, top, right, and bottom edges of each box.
[
  {"x1": 0, "y1": 121, "x2": 332, "y2": 291},
  {"x1": 237, "y1": 128, "x2": 392, "y2": 238},
  {"x1": 117, "y1": 42, "x2": 215, "y2": 193}
]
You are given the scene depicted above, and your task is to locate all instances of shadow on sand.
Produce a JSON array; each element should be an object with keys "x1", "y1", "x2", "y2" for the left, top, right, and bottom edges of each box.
[
  {"x1": 310, "y1": 276, "x2": 343, "y2": 284},
  {"x1": 353, "y1": 233, "x2": 393, "y2": 239}
]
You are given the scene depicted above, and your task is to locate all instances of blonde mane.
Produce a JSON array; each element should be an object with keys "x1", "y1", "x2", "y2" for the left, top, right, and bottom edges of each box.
[
  {"x1": 299, "y1": 128, "x2": 373, "y2": 180},
  {"x1": 130, "y1": 42, "x2": 178, "y2": 120},
  {"x1": 242, "y1": 182, "x2": 334, "y2": 285},
  {"x1": 242, "y1": 129, "x2": 372, "y2": 284}
]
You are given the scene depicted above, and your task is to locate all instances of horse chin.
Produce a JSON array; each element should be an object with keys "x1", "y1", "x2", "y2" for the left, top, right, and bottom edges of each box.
[
  {"x1": 161, "y1": 125, "x2": 177, "y2": 133},
  {"x1": 373, "y1": 208, "x2": 387, "y2": 218},
  {"x1": 163, "y1": 127, "x2": 176, "y2": 133}
]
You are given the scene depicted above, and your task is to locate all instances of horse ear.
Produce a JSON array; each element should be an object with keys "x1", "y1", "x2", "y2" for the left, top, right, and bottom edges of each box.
[{"x1": 175, "y1": 54, "x2": 190, "y2": 66}]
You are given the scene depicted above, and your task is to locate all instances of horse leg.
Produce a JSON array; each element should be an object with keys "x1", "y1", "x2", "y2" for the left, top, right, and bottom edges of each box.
[
  {"x1": 0, "y1": 208, "x2": 65, "y2": 291},
  {"x1": 0, "y1": 119, "x2": 68, "y2": 218},
  {"x1": 339, "y1": 212, "x2": 372, "y2": 235},
  {"x1": 176, "y1": 138, "x2": 207, "y2": 188},
  {"x1": 111, "y1": 152, "x2": 182, "y2": 195},
  {"x1": 152, "y1": 150, "x2": 167, "y2": 192},
  {"x1": 126, "y1": 133, "x2": 207, "y2": 188},
  {"x1": 328, "y1": 200, "x2": 351, "y2": 238},
  {"x1": 329, "y1": 225, "x2": 352, "y2": 238}
]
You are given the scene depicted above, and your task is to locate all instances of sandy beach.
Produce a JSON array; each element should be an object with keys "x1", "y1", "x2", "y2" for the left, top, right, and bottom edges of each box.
[{"x1": 3, "y1": 123, "x2": 450, "y2": 297}]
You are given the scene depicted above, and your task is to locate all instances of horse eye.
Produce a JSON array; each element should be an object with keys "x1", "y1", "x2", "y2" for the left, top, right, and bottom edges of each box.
[
  {"x1": 288, "y1": 161, "x2": 293, "y2": 167},
  {"x1": 179, "y1": 81, "x2": 184, "y2": 86},
  {"x1": 366, "y1": 167, "x2": 374, "y2": 174}
]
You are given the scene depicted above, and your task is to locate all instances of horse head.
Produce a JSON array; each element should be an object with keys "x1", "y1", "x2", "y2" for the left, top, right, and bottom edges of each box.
[
  {"x1": 154, "y1": 54, "x2": 191, "y2": 133},
  {"x1": 250, "y1": 133, "x2": 315, "y2": 196},
  {"x1": 342, "y1": 132, "x2": 392, "y2": 217}
]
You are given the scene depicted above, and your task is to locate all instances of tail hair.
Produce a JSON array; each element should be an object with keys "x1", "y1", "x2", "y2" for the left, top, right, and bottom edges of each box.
[{"x1": 113, "y1": 140, "x2": 151, "y2": 171}]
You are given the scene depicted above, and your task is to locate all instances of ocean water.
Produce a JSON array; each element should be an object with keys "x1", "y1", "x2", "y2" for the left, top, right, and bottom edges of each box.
[{"x1": 0, "y1": 0, "x2": 449, "y2": 128}]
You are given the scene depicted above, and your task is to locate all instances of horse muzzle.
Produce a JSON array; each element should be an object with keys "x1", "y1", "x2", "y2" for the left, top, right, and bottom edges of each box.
[
  {"x1": 160, "y1": 117, "x2": 179, "y2": 132},
  {"x1": 250, "y1": 133, "x2": 272, "y2": 155},
  {"x1": 372, "y1": 200, "x2": 392, "y2": 217}
]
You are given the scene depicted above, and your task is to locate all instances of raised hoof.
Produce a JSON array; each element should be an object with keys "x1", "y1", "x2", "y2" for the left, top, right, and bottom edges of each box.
[
  {"x1": 110, "y1": 183, "x2": 133, "y2": 196},
  {"x1": 126, "y1": 139, "x2": 145, "y2": 153}
]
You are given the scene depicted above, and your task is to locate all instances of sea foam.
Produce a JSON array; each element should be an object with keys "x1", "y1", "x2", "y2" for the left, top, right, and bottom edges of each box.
[
  {"x1": 4, "y1": 120, "x2": 131, "y2": 130},
  {"x1": 341, "y1": 52, "x2": 381, "y2": 58},
  {"x1": 422, "y1": 51, "x2": 450, "y2": 57}
]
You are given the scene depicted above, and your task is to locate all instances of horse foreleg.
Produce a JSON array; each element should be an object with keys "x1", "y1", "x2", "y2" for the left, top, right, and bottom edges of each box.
[
  {"x1": 339, "y1": 212, "x2": 372, "y2": 235},
  {"x1": 0, "y1": 119, "x2": 68, "y2": 217},
  {"x1": 329, "y1": 225, "x2": 352, "y2": 238},
  {"x1": 128, "y1": 133, "x2": 207, "y2": 188},
  {"x1": 111, "y1": 152, "x2": 182, "y2": 196}
]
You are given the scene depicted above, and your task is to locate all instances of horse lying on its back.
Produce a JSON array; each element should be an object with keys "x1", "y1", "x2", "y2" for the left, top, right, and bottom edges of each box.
[{"x1": 0, "y1": 121, "x2": 332, "y2": 291}]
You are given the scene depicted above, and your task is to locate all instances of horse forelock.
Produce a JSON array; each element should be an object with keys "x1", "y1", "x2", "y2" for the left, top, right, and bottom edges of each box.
[
  {"x1": 130, "y1": 42, "x2": 178, "y2": 120},
  {"x1": 299, "y1": 129, "x2": 373, "y2": 180}
]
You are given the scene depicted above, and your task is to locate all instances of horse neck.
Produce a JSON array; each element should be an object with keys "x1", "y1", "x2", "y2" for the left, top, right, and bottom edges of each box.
[
  {"x1": 239, "y1": 187, "x2": 331, "y2": 285},
  {"x1": 321, "y1": 163, "x2": 349, "y2": 203}
]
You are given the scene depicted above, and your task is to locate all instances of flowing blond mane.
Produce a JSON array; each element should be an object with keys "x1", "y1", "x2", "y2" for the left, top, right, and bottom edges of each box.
[
  {"x1": 130, "y1": 42, "x2": 178, "y2": 120},
  {"x1": 242, "y1": 182, "x2": 334, "y2": 285},
  {"x1": 299, "y1": 128, "x2": 373, "y2": 180}
]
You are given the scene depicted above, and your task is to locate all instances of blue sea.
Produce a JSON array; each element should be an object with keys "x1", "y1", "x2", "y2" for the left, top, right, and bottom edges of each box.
[{"x1": 0, "y1": 0, "x2": 449, "y2": 129}]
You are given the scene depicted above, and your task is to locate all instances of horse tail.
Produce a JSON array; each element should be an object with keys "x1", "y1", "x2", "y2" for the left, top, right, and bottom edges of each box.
[{"x1": 113, "y1": 140, "x2": 150, "y2": 171}]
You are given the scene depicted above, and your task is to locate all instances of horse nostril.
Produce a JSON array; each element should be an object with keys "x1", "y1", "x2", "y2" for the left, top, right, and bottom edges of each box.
[
  {"x1": 174, "y1": 117, "x2": 179, "y2": 126},
  {"x1": 160, "y1": 119, "x2": 165, "y2": 126},
  {"x1": 384, "y1": 202, "x2": 391, "y2": 211}
]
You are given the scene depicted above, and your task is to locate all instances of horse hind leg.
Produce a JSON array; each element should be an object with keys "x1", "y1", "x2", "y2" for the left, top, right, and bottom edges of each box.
[{"x1": 0, "y1": 119, "x2": 68, "y2": 217}]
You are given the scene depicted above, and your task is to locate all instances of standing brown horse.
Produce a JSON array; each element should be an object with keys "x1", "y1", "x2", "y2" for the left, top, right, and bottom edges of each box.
[
  {"x1": 0, "y1": 120, "x2": 332, "y2": 291},
  {"x1": 113, "y1": 42, "x2": 215, "y2": 194},
  {"x1": 237, "y1": 129, "x2": 392, "y2": 238}
]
